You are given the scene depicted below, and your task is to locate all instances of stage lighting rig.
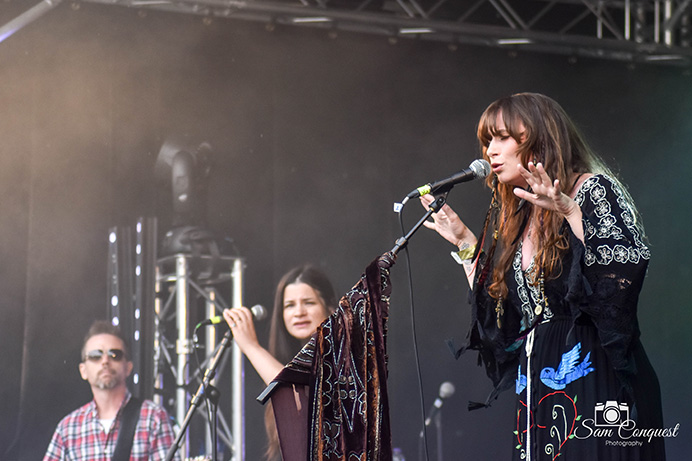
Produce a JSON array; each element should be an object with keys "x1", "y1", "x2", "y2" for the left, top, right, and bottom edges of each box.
[
  {"x1": 155, "y1": 137, "x2": 212, "y2": 228},
  {"x1": 150, "y1": 137, "x2": 247, "y2": 459},
  {"x1": 154, "y1": 137, "x2": 222, "y2": 260}
]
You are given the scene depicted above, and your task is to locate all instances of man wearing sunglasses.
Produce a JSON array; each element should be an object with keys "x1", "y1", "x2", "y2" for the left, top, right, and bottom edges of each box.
[{"x1": 43, "y1": 320, "x2": 179, "y2": 460}]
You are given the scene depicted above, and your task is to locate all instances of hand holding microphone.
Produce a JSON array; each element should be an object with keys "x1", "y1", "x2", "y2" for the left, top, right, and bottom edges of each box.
[
  {"x1": 391, "y1": 159, "x2": 487, "y2": 257},
  {"x1": 196, "y1": 305, "x2": 266, "y2": 347},
  {"x1": 197, "y1": 304, "x2": 267, "y2": 327},
  {"x1": 419, "y1": 193, "x2": 477, "y2": 250},
  {"x1": 220, "y1": 305, "x2": 267, "y2": 352},
  {"x1": 398, "y1": 159, "x2": 490, "y2": 208}
]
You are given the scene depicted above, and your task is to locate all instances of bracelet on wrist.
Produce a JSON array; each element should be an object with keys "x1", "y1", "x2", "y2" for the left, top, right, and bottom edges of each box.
[{"x1": 451, "y1": 242, "x2": 477, "y2": 265}]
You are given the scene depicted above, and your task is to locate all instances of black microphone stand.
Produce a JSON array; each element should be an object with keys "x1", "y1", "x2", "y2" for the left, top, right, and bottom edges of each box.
[
  {"x1": 393, "y1": 193, "x2": 448, "y2": 461},
  {"x1": 165, "y1": 329, "x2": 233, "y2": 461},
  {"x1": 392, "y1": 194, "x2": 448, "y2": 256},
  {"x1": 417, "y1": 402, "x2": 445, "y2": 461},
  {"x1": 434, "y1": 410, "x2": 443, "y2": 461}
]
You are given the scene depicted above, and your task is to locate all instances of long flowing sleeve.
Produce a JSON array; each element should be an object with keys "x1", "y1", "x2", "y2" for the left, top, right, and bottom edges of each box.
[
  {"x1": 574, "y1": 174, "x2": 650, "y2": 379},
  {"x1": 263, "y1": 252, "x2": 396, "y2": 461}
]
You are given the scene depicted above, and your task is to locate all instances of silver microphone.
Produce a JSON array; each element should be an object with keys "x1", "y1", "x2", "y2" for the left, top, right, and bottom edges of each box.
[
  {"x1": 424, "y1": 381, "x2": 455, "y2": 427},
  {"x1": 197, "y1": 304, "x2": 267, "y2": 327},
  {"x1": 399, "y1": 159, "x2": 491, "y2": 208}
]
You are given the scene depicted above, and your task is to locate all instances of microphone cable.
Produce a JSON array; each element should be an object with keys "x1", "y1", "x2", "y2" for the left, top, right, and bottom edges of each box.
[
  {"x1": 191, "y1": 318, "x2": 224, "y2": 456},
  {"x1": 396, "y1": 193, "x2": 450, "y2": 461}
]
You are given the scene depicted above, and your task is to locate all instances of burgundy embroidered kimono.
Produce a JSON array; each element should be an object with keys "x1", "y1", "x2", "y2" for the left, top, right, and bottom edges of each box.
[{"x1": 261, "y1": 252, "x2": 396, "y2": 461}]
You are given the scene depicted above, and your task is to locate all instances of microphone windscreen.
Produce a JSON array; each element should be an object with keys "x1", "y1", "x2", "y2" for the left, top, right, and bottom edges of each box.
[
  {"x1": 250, "y1": 304, "x2": 268, "y2": 321},
  {"x1": 439, "y1": 381, "x2": 455, "y2": 399},
  {"x1": 470, "y1": 159, "x2": 491, "y2": 179}
]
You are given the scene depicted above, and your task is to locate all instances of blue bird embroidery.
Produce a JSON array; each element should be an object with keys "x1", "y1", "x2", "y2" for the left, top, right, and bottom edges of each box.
[
  {"x1": 540, "y1": 342, "x2": 595, "y2": 390},
  {"x1": 516, "y1": 365, "x2": 527, "y2": 394}
]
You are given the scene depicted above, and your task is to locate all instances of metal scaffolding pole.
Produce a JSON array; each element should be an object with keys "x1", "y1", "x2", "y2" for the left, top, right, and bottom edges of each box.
[
  {"x1": 0, "y1": 0, "x2": 62, "y2": 43},
  {"x1": 204, "y1": 288, "x2": 219, "y2": 456},
  {"x1": 174, "y1": 255, "x2": 192, "y2": 457},
  {"x1": 230, "y1": 258, "x2": 245, "y2": 461},
  {"x1": 154, "y1": 253, "x2": 245, "y2": 460}
]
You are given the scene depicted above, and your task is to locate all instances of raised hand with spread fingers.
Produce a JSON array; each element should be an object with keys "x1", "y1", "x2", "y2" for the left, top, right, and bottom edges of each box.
[{"x1": 513, "y1": 161, "x2": 585, "y2": 243}]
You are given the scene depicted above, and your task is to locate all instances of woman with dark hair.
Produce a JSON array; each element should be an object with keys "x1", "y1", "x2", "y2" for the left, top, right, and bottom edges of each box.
[
  {"x1": 223, "y1": 265, "x2": 337, "y2": 460},
  {"x1": 421, "y1": 93, "x2": 665, "y2": 459}
]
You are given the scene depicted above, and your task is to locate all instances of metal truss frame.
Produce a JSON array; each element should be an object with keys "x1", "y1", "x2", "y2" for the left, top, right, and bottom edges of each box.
[
  {"x1": 106, "y1": 218, "x2": 249, "y2": 460},
  {"x1": 155, "y1": 254, "x2": 247, "y2": 460},
  {"x1": 4, "y1": 1, "x2": 691, "y2": 66},
  {"x1": 76, "y1": 0, "x2": 692, "y2": 66}
]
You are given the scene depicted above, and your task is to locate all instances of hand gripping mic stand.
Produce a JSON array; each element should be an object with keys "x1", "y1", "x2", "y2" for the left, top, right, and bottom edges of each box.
[
  {"x1": 391, "y1": 194, "x2": 448, "y2": 255},
  {"x1": 165, "y1": 328, "x2": 233, "y2": 461}
]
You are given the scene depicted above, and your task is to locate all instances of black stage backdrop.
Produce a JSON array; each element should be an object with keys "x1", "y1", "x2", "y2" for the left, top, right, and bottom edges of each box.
[{"x1": 1, "y1": 3, "x2": 691, "y2": 460}]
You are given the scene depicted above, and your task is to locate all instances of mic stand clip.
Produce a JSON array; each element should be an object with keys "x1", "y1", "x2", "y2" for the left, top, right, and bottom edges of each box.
[{"x1": 391, "y1": 194, "x2": 447, "y2": 256}]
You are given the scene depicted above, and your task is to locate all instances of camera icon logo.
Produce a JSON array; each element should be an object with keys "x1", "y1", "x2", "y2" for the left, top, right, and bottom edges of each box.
[{"x1": 594, "y1": 401, "x2": 630, "y2": 427}]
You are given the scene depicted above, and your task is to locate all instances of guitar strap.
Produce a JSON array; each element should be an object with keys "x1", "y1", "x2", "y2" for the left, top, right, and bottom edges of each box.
[{"x1": 112, "y1": 397, "x2": 143, "y2": 461}]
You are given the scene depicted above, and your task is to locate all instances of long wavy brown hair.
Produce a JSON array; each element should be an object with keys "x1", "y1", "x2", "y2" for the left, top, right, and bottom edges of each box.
[
  {"x1": 263, "y1": 265, "x2": 337, "y2": 461},
  {"x1": 476, "y1": 93, "x2": 612, "y2": 299}
]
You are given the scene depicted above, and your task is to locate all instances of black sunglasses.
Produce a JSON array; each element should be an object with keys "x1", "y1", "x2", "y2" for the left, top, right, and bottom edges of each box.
[{"x1": 83, "y1": 349, "x2": 126, "y2": 362}]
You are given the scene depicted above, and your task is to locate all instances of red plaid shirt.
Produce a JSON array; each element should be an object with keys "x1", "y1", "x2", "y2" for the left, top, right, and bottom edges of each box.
[{"x1": 43, "y1": 393, "x2": 179, "y2": 461}]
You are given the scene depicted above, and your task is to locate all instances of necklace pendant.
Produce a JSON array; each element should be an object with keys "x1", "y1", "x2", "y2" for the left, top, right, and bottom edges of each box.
[
  {"x1": 536, "y1": 273, "x2": 547, "y2": 316},
  {"x1": 495, "y1": 299, "x2": 504, "y2": 328}
]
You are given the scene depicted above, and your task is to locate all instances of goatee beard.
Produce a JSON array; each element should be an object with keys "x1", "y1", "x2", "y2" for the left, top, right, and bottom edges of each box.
[{"x1": 96, "y1": 375, "x2": 119, "y2": 390}]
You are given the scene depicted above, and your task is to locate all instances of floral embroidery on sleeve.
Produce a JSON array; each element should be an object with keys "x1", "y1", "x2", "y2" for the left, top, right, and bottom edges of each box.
[{"x1": 574, "y1": 175, "x2": 650, "y2": 267}]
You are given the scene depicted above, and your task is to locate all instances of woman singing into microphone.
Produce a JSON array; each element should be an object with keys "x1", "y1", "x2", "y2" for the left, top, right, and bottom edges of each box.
[{"x1": 421, "y1": 93, "x2": 665, "y2": 460}]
